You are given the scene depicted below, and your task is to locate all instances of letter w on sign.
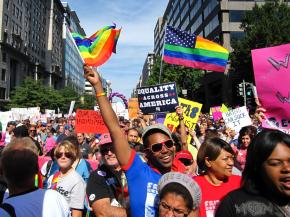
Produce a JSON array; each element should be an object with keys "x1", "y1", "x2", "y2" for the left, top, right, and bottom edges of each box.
[{"x1": 267, "y1": 54, "x2": 290, "y2": 71}]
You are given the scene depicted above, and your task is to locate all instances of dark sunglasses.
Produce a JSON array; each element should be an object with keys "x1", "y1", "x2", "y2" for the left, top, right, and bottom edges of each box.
[
  {"x1": 55, "y1": 152, "x2": 73, "y2": 159},
  {"x1": 151, "y1": 140, "x2": 174, "y2": 153},
  {"x1": 100, "y1": 147, "x2": 114, "y2": 155},
  {"x1": 179, "y1": 158, "x2": 193, "y2": 166}
]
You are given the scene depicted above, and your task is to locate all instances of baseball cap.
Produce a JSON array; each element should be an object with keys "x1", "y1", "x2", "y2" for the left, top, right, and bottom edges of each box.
[
  {"x1": 158, "y1": 172, "x2": 201, "y2": 210},
  {"x1": 175, "y1": 150, "x2": 193, "y2": 161},
  {"x1": 142, "y1": 124, "x2": 172, "y2": 140}
]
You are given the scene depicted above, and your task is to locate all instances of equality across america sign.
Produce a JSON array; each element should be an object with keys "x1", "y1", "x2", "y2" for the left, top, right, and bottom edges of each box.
[
  {"x1": 137, "y1": 82, "x2": 179, "y2": 114},
  {"x1": 252, "y1": 44, "x2": 290, "y2": 134}
]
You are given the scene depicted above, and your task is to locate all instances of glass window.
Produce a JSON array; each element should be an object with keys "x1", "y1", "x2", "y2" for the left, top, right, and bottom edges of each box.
[
  {"x1": 1, "y1": 69, "x2": 6, "y2": 81},
  {"x1": 230, "y1": 31, "x2": 245, "y2": 44},
  {"x1": 190, "y1": 14, "x2": 202, "y2": 34},
  {"x1": 2, "y1": 53, "x2": 6, "y2": 62},
  {"x1": 204, "y1": 15, "x2": 219, "y2": 37},
  {"x1": 0, "y1": 88, "x2": 5, "y2": 99},
  {"x1": 190, "y1": 0, "x2": 201, "y2": 19},
  {"x1": 204, "y1": 0, "x2": 218, "y2": 18},
  {"x1": 229, "y1": 10, "x2": 246, "y2": 22}
]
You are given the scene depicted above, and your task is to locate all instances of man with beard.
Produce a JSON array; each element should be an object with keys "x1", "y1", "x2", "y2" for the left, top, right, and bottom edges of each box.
[
  {"x1": 86, "y1": 142, "x2": 128, "y2": 217},
  {"x1": 84, "y1": 65, "x2": 175, "y2": 217}
]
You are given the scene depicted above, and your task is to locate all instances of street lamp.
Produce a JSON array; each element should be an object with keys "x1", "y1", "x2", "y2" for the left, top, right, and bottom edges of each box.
[
  {"x1": 106, "y1": 79, "x2": 111, "y2": 97},
  {"x1": 35, "y1": 62, "x2": 39, "y2": 81}
]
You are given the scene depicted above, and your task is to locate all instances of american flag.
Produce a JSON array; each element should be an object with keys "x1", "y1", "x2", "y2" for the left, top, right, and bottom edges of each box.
[{"x1": 164, "y1": 25, "x2": 196, "y2": 48}]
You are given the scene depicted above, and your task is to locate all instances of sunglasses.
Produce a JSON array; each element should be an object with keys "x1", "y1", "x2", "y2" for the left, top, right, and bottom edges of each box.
[
  {"x1": 150, "y1": 140, "x2": 174, "y2": 153},
  {"x1": 100, "y1": 147, "x2": 114, "y2": 155},
  {"x1": 55, "y1": 152, "x2": 73, "y2": 159},
  {"x1": 179, "y1": 158, "x2": 193, "y2": 166}
]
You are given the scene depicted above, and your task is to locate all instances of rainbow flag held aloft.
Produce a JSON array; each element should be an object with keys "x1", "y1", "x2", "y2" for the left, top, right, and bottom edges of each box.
[
  {"x1": 72, "y1": 24, "x2": 121, "y2": 67},
  {"x1": 163, "y1": 26, "x2": 229, "y2": 72}
]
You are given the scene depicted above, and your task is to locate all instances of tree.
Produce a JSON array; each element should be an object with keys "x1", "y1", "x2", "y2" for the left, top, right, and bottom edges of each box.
[
  {"x1": 147, "y1": 56, "x2": 204, "y2": 98},
  {"x1": 230, "y1": 1, "x2": 290, "y2": 81},
  {"x1": 58, "y1": 86, "x2": 79, "y2": 113},
  {"x1": 6, "y1": 77, "x2": 64, "y2": 111}
]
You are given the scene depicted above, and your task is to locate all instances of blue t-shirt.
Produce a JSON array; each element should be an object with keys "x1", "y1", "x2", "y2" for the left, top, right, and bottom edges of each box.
[{"x1": 123, "y1": 151, "x2": 161, "y2": 217}]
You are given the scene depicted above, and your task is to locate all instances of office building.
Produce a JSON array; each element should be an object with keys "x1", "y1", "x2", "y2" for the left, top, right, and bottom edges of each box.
[{"x1": 62, "y1": 2, "x2": 86, "y2": 94}]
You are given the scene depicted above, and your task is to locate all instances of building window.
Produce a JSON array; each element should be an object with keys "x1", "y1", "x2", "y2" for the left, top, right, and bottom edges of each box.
[
  {"x1": 204, "y1": 15, "x2": 219, "y2": 37},
  {"x1": 190, "y1": 15, "x2": 202, "y2": 34},
  {"x1": 2, "y1": 53, "x2": 6, "y2": 62},
  {"x1": 204, "y1": 0, "x2": 218, "y2": 19},
  {"x1": 0, "y1": 88, "x2": 5, "y2": 99},
  {"x1": 230, "y1": 31, "x2": 245, "y2": 44},
  {"x1": 1, "y1": 69, "x2": 6, "y2": 81},
  {"x1": 190, "y1": 0, "x2": 201, "y2": 20},
  {"x1": 229, "y1": 10, "x2": 246, "y2": 22}
]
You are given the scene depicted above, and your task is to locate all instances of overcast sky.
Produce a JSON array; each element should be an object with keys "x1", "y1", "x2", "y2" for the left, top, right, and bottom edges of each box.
[{"x1": 65, "y1": 0, "x2": 168, "y2": 98}]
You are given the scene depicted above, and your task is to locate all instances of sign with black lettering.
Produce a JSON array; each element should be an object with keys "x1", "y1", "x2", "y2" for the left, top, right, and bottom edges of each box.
[
  {"x1": 222, "y1": 106, "x2": 252, "y2": 133},
  {"x1": 137, "y1": 82, "x2": 179, "y2": 114}
]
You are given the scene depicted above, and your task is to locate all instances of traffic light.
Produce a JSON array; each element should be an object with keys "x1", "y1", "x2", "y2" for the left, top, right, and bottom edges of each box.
[
  {"x1": 245, "y1": 83, "x2": 256, "y2": 113},
  {"x1": 237, "y1": 83, "x2": 244, "y2": 97}
]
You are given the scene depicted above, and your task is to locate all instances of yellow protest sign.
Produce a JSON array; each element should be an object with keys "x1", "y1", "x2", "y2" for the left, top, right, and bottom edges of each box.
[
  {"x1": 164, "y1": 98, "x2": 203, "y2": 132},
  {"x1": 221, "y1": 104, "x2": 229, "y2": 113}
]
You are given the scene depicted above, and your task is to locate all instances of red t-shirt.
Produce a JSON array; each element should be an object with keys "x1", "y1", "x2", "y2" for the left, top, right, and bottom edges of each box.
[{"x1": 194, "y1": 175, "x2": 241, "y2": 217}]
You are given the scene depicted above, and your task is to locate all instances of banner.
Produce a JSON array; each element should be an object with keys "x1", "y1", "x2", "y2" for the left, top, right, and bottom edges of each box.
[
  {"x1": 75, "y1": 109, "x2": 109, "y2": 134},
  {"x1": 137, "y1": 82, "x2": 178, "y2": 114},
  {"x1": 252, "y1": 44, "x2": 290, "y2": 133},
  {"x1": 222, "y1": 106, "x2": 252, "y2": 133},
  {"x1": 11, "y1": 107, "x2": 40, "y2": 121},
  {"x1": 0, "y1": 111, "x2": 13, "y2": 132},
  {"x1": 128, "y1": 98, "x2": 140, "y2": 119},
  {"x1": 164, "y1": 98, "x2": 203, "y2": 132}
]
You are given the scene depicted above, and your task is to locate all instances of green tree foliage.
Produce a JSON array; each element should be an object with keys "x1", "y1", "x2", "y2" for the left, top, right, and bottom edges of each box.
[
  {"x1": 230, "y1": 1, "x2": 290, "y2": 81},
  {"x1": 7, "y1": 77, "x2": 64, "y2": 110},
  {"x1": 147, "y1": 56, "x2": 204, "y2": 98},
  {"x1": 6, "y1": 77, "x2": 96, "y2": 112}
]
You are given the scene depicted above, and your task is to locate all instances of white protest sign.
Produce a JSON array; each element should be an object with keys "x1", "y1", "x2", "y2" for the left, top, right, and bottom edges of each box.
[
  {"x1": 0, "y1": 111, "x2": 13, "y2": 132},
  {"x1": 222, "y1": 106, "x2": 252, "y2": 133},
  {"x1": 45, "y1": 109, "x2": 55, "y2": 118},
  {"x1": 68, "y1": 101, "x2": 76, "y2": 116}
]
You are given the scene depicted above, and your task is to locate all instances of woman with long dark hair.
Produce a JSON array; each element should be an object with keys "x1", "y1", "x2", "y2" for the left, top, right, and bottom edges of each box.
[{"x1": 216, "y1": 129, "x2": 290, "y2": 217}]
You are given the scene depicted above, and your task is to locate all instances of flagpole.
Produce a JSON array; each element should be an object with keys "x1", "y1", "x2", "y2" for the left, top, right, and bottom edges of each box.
[{"x1": 158, "y1": 22, "x2": 168, "y2": 84}]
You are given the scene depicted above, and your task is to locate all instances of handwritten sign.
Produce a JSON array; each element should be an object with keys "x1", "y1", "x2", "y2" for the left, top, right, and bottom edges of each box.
[
  {"x1": 137, "y1": 82, "x2": 178, "y2": 114},
  {"x1": 0, "y1": 111, "x2": 13, "y2": 132},
  {"x1": 164, "y1": 98, "x2": 203, "y2": 132},
  {"x1": 222, "y1": 106, "x2": 252, "y2": 133},
  {"x1": 128, "y1": 98, "x2": 140, "y2": 119},
  {"x1": 75, "y1": 109, "x2": 109, "y2": 134},
  {"x1": 252, "y1": 44, "x2": 290, "y2": 132}
]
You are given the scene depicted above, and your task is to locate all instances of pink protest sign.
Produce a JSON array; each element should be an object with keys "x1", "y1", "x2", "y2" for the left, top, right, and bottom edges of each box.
[
  {"x1": 211, "y1": 106, "x2": 222, "y2": 121},
  {"x1": 252, "y1": 44, "x2": 290, "y2": 133}
]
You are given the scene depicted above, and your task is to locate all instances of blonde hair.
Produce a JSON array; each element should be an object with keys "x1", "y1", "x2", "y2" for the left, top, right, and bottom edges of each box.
[{"x1": 54, "y1": 140, "x2": 77, "y2": 161}]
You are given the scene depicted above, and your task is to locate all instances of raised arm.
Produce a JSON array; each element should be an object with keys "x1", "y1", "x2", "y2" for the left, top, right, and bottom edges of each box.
[{"x1": 84, "y1": 65, "x2": 131, "y2": 166}]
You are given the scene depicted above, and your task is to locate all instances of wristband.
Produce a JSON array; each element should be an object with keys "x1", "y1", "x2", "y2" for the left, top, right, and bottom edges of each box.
[{"x1": 96, "y1": 92, "x2": 106, "y2": 97}]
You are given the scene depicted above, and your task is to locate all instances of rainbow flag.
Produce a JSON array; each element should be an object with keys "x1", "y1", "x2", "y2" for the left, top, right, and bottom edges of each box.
[
  {"x1": 72, "y1": 24, "x2": 121, "y2": 66},
  {"x1": 163, "y1": 26, "x2": 229, "y2": 72}
]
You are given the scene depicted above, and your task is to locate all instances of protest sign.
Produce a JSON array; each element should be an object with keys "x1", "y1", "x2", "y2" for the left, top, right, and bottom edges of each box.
[
  {"x1": 137, "y1": 82, "x2": 178, "y2": 114},
  {"x1": 222, "y1": 106, "x2": 252, "y2": 133},
  {"x1": 68, "y1": 101, "x2": 75, "y2": 116},
  {"x1": 75, "y1": 109, "x2": 109, "y2": 134},
  {"x1": 128, "y1": 98, "x2": 140, "y2": 119},
  {"x1": 164, "y1": 98, "x2": 203, "y2": 132},
  {"x1": 155, "y1": 113, "x2": 166, "y2": 124},
  {"x1": 210, "y1": 106, "x2": 222, "y2": 121},
  {"x1": 252, "y1": 44, "x2": 290, "y2": 133},
  {"x1": 0, "y1": 111, "x2": 13, "y2": 132}
]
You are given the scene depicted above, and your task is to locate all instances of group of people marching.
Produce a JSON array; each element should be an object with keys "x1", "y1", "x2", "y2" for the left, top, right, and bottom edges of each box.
[{"x1": 0, "y1": 66, "x2": 288, "y2": 217}]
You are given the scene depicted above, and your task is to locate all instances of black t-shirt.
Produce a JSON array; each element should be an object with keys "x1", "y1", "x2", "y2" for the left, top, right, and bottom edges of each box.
[
  {"x1": 86, "y1": 164, "x2": 124, "y2": 216},
  {"x1": 215, "y1": 188, "x2": 288, "y2": 217}
]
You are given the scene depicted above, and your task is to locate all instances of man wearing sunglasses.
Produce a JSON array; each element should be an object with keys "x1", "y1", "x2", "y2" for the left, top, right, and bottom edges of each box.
[
  {"x1": 86, "y1": 142, "x2": 129, "y2": 217},
  {"x1": 84, "y1": 65, "x2": 175, "y2": 217}
]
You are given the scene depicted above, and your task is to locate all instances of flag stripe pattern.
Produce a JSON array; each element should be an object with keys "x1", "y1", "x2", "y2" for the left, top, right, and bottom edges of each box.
[
  {"x1": 163, "y1": 26, "x2": 229, "y2": 72},
  {"x1": 72, "y1": 24, "x2": 121, "y2": 67}
]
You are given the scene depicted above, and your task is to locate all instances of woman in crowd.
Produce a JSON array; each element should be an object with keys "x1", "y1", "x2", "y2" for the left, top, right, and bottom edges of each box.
[
  {"x1": 157, "y1": 172, "x2": 201, "y2": 217},
  {"x1": 231, "y1": 125, "x2": 257, "y2": 171},
  {"x1": 47, "y1": 140, "x2": 86, "y2": 217},
  {"x1": 216, "y1": 129, "x2": 290, "y2": 217},
  {"x1": 195, "y1": 138, "x2": 241, "y2": 217}
]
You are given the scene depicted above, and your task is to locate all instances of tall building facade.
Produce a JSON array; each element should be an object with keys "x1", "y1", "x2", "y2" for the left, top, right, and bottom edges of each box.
[
  {"x1": 140, "y1": 52, "x2": 154, "y2": 87},
  {"x1": 153, "y1": 0, "x2": 290, "y2": 110},
  {"x1": 62, "y1": 3, "x2": 86, "y2": 94},
  {"x1": 0, "y1": 0, "x2": 65, "y2": 105}
]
